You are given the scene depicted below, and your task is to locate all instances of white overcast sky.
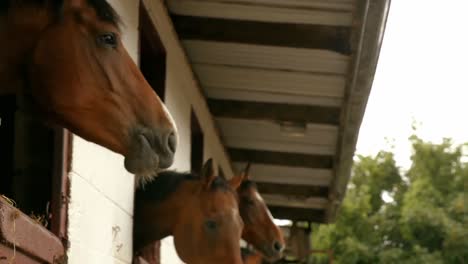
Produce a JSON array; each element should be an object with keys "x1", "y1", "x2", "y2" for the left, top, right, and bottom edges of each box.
[{"x1": 355, "y1": 0, "x2": 468, "y2": 168}]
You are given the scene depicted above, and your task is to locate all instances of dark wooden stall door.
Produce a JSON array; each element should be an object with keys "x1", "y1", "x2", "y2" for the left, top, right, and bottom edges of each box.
[
  {"x1": 134, "y1": 2, "x2": 167, "y2": 264},
  {"x1": 0, "y1": 94, "x2": 71, "y2": 263}
]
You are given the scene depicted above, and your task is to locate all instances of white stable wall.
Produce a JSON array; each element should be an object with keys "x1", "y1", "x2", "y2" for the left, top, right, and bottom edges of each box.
[
  {"x1": 66, "y1": 0, "x2": 234, "y2": 263},
  {"x1": 67, "y1": 1, "x2": 138, "y2": 263},
  {"x1": 142, "y1": 0, "x2": 236, "y2": 263},
  {"x1": 142, "y1": 0, "x2": 234, "y2": 179}
]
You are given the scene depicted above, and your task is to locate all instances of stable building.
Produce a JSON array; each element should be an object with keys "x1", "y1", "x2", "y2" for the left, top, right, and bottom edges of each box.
[{"x1": 0, "y1": 0, "x2": 390, "y2": 263}]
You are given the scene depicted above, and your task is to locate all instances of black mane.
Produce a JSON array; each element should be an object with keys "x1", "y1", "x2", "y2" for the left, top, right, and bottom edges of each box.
[
  {"x1": 0, "y1": 0, "x2": 58, "y2": 17},
  {"x1": 240, "y1": 179, "x2": 257, "y2": 191},
  {"x1": 0, "y1": 0, "x2": 120, "y2": 26},
  {"x1": 87, "y1": 0, "x2": 120, "y2": 26},
  {"x1": 136, "y1": 170, "x2": 231, "y2": 202}
]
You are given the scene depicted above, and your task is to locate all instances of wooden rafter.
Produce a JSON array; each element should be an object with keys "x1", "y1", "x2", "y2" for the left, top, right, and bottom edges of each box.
[
  {"x1": 268, "y1": 206, "x2": 325, "y2": 222},
  {"x1": 256, "y1": 182, "x2": 329, "y2": 198},
  {"x1": 209, "y1": 99, "x2": 341, "y2": 125},
  {"x1": 171, "y1": 15, "x2": 352, "y2": 54},
  {"x1": 229, "y1": 148, "x2": 334, "y2": 168}
]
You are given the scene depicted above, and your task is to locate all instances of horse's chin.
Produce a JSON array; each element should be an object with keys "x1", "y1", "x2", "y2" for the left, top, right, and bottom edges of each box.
[
  {"x1": 124, "y1": 134, "x2": 160, "y2": 182},
  {"x1": 260, "y1": 247, "x2": 283, "y2": 263},
  {"x1": 264, "y1": 255, "x2": 282, "y2": 263},
  {"x1": 134, "y1": 170, "x2": 158, "y2": 188}
]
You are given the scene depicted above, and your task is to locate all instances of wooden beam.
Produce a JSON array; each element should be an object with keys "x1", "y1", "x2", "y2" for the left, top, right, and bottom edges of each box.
[
  {"x1": 167, "y1": 0, "x2": 353, "y2": 26},
  {"x1": 226, "y1": 137, "x2": 335, "y2": 155},
  {"x1": 183, "y1": 40, "x2": 350, "y2": 74},
  {"x1": 0, "y1": 244, "x2": 40, "y2": 264},
  {"x1": 256, "y1": 182, "x2": 329, "y2": 198},
  {"x1": 0, "y1": 197, "x2": 66, "y2": 262},
  {"x1": 268, "y1": 206, "x2": 325, "y2": 222},
  {"x1": 204, "y1": 87, "x2": 343, "y2": 107},
  {"x1": 219, "y1": 118, "x2": 338, "y2": 155},
  {"x1": 233, "y1": 162, "x2": 332, "y2": 186},
  {"x1": 229, "y1": 148, "x2": 334, "y2": 169},
  {"x1": 194, "y1": 64, "x2": 346, "y2": 99},
  {"x1": 263, "y1": 194, "x2": 328, "y2": 209},
  {"x1": 326, "y1": 0, "x2": 391, "y2": 222},
  {"x1": 209, "y1": 99, "x2": 341, "y2": 125},
  {"x1": 170, "y1": 0, "x2": 355, "y2": 12},
  {"x1": 171, "y1": 15, "x2": 352, "y2": 54}
]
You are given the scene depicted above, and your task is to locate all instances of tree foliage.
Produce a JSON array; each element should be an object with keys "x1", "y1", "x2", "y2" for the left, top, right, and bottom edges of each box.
[{"x1": 310, "y1": 136, "x2": 467, "y2": 264}]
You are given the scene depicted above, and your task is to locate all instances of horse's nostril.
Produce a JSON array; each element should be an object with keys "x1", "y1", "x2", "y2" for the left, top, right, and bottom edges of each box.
[
  {"x1": 167, "y1": 131, "x2": 177, "y2": 153},
  {"x1": 273, "y1": 241, "x2": 284, "y2": 252}
]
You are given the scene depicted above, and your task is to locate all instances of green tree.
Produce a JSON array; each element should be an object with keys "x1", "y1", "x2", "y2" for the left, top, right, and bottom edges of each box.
[{"x1": 310, "y1": 136, "x2": 467, "y2": 264}]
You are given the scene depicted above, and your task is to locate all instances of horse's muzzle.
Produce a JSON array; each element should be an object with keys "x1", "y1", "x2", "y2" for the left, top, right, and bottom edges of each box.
[
  {"x1": 262, "y1": 240, "x2": 285, "y2": 262},
  {"x1": 153, "y1": 128, "x2": 177, "y2": 169},
  {"x1": 124, "y1": 127, "x2": 177, "y2": 180}
]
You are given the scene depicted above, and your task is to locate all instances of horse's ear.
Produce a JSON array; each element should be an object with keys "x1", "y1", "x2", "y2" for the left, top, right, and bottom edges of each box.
[
  {"x1": 201, "y1": 158, "x2": 216, "y2": 189},
  {"x1": 60, "y1": 0, "x2": 85, "y2": 10},
  {"x1": 47, "y1": 0, "x2": 82, "y2": 15},
  {"x1": 229, "y1": 173, "x2": 244, "y2": 190},
  {"x1": 229, "y1": 162, "x2": 251, "y2": 189},
  {"x1": 218, "y1": 169, "x2": 227, "y2": 180},
  {"x1": 242, "y1": 162, "x2": 252, "y2": 180}
]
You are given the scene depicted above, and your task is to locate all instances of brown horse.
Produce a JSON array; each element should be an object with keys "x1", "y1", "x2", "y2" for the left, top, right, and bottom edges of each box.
[
  {"x1": 229, "y1": 164, "x2": 285, "y2": 262},
  {"x1": 134, "y1": 159, "x2": 244, "y2": 264},
  {"x1": 0, "y1": 0, "x2": 177, "y2": 180}
]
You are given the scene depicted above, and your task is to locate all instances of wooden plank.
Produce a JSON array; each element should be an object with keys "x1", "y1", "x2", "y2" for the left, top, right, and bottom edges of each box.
[
  {"x1": 198, "y1": 0, "x2": 355, "y2": 11},
  {"x1": 268, "y1": 206, "x2": 325, "y2": 222},
  {"x1": 225, "y1": 138, "x2": 335, "y2": 155},
  {"x1": 194, "y1": 64, "x2": 346, "y2": 99},
  {"x1": 0, "y1": 244, "x2": 41, "y2": 264},
  {"x1": 232, "y1": 162, "x2": 332, "y2": 186},
  {"x1": 172, "y1": 15, "x2": 352, "y2": 54},
  {"x1": 178, "y1": 0, "x2": 355, "y2": 11},
  {"x1": 209, "y1": 100, "x2": 341, "y2": 125},
  {"x1": 217, "y1": 118, "x2": 338, "y2": 156},
  {"x1": 50, "y1": 129, "x2": 71, "y2": 243},
  {"x1": 0, "y1": 197, "x2": 66, "y2": 263},
  {"x1": 263, "y1": 194, "x2": 328, "y2": 209},
  {"x1": 204, "y1": 87, "x2": 343, "y2": 107},
  {"x1": 167, "y1": 0, "x2": 353, "y2": 26},
  {"x1": 229, "y1": 149, "x2": 333, "y2": 168},
  {"x1": 183, "y1": 40, "x2": 350, "y2": 74},
  {"x1": 256, "y1": 182, "x2": 329, "y2": 198}
]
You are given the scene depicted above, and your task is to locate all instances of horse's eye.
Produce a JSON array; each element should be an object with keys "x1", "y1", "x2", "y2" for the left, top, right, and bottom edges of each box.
[
  {"x1": 97, "y1": 33, "x2": 117, "y2": 48},
  {"x1": 204, "y1": 220, "x2": 217, "y2": 231}
]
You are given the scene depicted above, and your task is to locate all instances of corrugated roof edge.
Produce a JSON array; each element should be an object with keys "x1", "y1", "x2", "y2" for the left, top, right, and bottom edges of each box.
[{"x1": 326, "y1": 0, "x2": 392, "y2": 222}]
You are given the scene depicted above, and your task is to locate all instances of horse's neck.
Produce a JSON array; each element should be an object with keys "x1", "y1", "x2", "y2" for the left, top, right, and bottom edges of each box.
[
  {"x1": 0, "y1": 5, "x2": 51, "y2": 95},
  {"x1": 134, "y1": 201, "x2": 173, "y2": 250},
  {"x1": 134, "y1": 183, "x2": 193, "y2": 250},
  {"x1": 241, "y1": 247, "x2": 264, "y2": 264}
]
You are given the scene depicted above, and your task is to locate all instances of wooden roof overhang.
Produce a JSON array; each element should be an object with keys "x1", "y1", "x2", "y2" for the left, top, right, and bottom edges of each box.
[{"x1": 166, "y1": 0, "x2": 391, "y2": 223}]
